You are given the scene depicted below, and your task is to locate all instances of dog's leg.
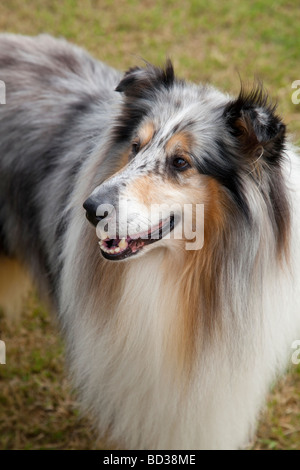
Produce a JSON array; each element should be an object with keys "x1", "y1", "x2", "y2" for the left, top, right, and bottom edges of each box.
[{"x1": 0, "y1": 257, "x2": 31, "y2": 321}]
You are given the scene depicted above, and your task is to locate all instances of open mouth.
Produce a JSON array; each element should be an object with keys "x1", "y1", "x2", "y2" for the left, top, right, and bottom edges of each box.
[{"x1": 99, "y1": 216, "x2": 175, "y2": 260}]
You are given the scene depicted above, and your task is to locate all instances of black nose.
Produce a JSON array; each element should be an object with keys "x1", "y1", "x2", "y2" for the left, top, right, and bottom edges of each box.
[{"x1": 83, "y1": 196, "x2": 108, "y2": 227}]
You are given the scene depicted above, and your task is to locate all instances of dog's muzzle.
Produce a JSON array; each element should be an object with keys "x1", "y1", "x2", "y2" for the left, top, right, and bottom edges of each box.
[{"x1": 83, "y1": 183, "x2": 175, "y2": 262}]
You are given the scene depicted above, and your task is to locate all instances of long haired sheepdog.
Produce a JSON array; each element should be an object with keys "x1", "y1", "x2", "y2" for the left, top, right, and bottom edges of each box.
[{"x1": 0, "y1": 34, "x2": 300, "y2": 449}]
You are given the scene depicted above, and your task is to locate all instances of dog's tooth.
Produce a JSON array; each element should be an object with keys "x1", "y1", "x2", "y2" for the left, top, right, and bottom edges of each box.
[
  {"x1": 100, "y1": 244, "x2": 122, "y2": 255},
  {"x1": 119, "y1": 238, "x2": 128, "y2": 249}
]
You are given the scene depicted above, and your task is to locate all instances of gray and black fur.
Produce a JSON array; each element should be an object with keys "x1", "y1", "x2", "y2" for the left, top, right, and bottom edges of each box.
[{"x1": 0, "y1": 34, "x2": 121, "y2": 302}]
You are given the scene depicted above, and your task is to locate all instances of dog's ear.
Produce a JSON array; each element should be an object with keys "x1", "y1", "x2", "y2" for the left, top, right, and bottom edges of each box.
[
  {"x1": 223, "y1": 85, "x2": 286, "y2": 165},
  {"x1": 115, "y1": 59, "x2": 175, "y2": 98}
]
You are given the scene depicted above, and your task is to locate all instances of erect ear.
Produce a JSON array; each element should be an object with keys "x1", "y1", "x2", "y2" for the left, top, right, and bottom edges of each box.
[
  {"x1": 115, "y1": 59, "x2": 175, "y2": 98},
  {"x1": 223, "y1": 85, "x2": 286, "y2": 165}
]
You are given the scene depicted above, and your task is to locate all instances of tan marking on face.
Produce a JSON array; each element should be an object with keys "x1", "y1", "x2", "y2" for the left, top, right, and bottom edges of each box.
[
  {"x1": 126, "y1": 168, "x2": 219, "y2": 214},
  {"x1": 165, "y1": 131, "x2": 194, "y2": 156},
  {"x1": 125, "y1": 132, "x2": 198, "y2": 205},
  {"x1": 139, "y1": 121, "x2": 155, "y2": 148},
  {"x1": 127, "y1": 174, "x2": 179, "y2": 206}
]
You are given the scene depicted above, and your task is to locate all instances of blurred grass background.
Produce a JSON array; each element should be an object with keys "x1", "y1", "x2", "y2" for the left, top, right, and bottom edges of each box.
[{"x1": 0, "y1": 0, "x2": 300, "y2": 450}]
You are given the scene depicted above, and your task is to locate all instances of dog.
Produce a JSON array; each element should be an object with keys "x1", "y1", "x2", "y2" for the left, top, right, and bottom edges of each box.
[{"x1": 0, "y1": 33, "x2": 300, "y2": 450}]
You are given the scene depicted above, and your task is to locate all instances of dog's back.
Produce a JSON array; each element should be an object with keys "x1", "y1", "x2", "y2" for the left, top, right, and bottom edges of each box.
[{"x1": 0, "y1": 34, "x2": 120, "y2": 315}]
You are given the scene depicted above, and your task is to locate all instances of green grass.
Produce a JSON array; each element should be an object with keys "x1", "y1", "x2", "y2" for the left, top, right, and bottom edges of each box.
[
  {"x1": 0, "y1": 0, "x2": 299, "y2": 143},
  {"x1": 0, "y1": 0, "x2": 300, "y2": 450},
  {"x1": 0, "y1": 295, "x2": 102, "y2": 450}
]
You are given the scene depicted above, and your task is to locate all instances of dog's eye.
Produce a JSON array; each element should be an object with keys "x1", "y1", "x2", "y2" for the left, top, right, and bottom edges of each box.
[
  {"x1": 131, "y1": 141, "x2": 140, "y2": 156},
  {"x1": 172, "y1": 157, "x2": 190, "y2": 171}
]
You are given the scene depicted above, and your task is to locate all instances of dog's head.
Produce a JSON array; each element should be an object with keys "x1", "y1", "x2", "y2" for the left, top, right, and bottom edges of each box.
[{"x1": 84, "y1": 61, "x2": 287, "y2": 261}]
